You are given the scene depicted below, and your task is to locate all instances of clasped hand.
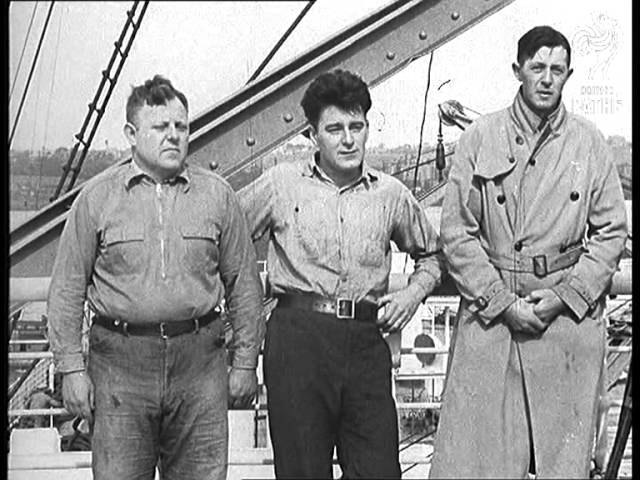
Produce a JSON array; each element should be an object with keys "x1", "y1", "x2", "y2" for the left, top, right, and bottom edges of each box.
[{"x1": 503, "y1": 289, "x2": 566, "y2": 335}]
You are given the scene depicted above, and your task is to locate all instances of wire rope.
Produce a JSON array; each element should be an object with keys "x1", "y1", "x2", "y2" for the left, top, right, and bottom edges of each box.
[
  {"x1": 412, "y1": 51, "x2": 434, "y2": 193},
  {"x1": 246, "y1": 0, "x2": 315, "y2": 84},
  {"x1": 9, "y1": 1, "x2": 56, "y2": 149},
  {"x1": 36, "y1": 4, "x2": 64, "y2": 208},
  {"x1": 9, "y1": 2, "x2": 38, "y2": 100}
]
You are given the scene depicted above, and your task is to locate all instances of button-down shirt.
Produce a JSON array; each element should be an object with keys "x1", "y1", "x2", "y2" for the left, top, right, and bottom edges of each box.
[
  {"x1": 239, "y1": 154, "x2": 442, "y2": 302},
  {"x1": 441, "y1": 90, "x2": 627, "y2": 323},
  {"x1": 47, "y1": 159, "x2": 264, "y2": 373}
]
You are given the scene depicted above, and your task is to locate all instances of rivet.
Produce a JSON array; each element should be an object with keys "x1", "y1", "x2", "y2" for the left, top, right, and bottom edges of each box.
[
  {"x1": 451, "y1": 11, "x2": 460, "y2": 20},
  {"x1": 386, "y1": 51, "x2": 396, "y2": 60},
  {"x1": 419, "y1": 31, "x2": 428, "y2": 40},
  {"x1": 283, "y1": 113, "x2": 294, "y2": 123},
  {"x1": 209, "y1": 161, "x2": 218, "y2": 171},
  {"x1": 246, "y1": 137, "x2": 256, "y2": 147}
]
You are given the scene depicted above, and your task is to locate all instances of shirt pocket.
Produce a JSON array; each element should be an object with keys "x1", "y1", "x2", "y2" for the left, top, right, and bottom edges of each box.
[
  {"x1": 181, "y1": 224, "x2": 220, "y2": 274},
  {"x1": 101, "y1": 225, "x2": 145, "y2": 276}
]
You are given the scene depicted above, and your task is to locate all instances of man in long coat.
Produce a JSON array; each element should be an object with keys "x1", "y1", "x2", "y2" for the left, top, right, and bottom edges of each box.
[{"x1": 430, "y1": 26, "x2": 627, "y2": 479}]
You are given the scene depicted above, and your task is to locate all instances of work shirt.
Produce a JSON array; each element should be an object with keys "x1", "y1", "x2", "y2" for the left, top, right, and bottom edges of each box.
[
  {"x1": 239, "y1": 154, "x2": 442, "y2": 302},
  {"x1": 430, "y1": 91, "x2": 627, "y2": 478},
  {"x1": 47, "y1": 159, "x2": 264, "y2": 373}
]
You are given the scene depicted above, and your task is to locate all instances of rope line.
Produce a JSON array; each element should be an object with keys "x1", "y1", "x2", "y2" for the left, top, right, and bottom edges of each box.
[
  {"x1": 412, "y1": 51, "x2": 434, "y2": 193},
  {"x1": 9, "y1": 1, "x2": 56, "y2": 149},
  {"x1": 9, "y1": 2, "x2": 38, "y2": 101}
]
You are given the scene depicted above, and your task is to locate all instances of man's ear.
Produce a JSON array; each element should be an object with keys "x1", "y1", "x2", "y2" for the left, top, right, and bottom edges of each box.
[
  {"x1": 123, "y1": 122, "x2": 137, "y2": 147},
  {"x1": 511, "y1": 62, "x2": 522, "y2": 82},
  {"x1": 566, "y1": 68, "x2": 574, "y2": 80}
]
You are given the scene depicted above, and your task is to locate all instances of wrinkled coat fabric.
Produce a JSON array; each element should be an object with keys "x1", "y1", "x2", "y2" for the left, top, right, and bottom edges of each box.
[{"x1": 430, "y1": 93, "x2": 627, "y2": 479}]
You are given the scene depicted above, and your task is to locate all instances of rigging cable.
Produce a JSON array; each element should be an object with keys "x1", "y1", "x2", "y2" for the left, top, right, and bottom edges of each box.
[
  {"x1": 36, "y1": 5, "x2": 64, "y2": 208},
  {"x1": 412, "y1": 51, "x2": 435, "y2": 193},
  {"x1": 9, "y1": 1, "x2": 56, "y2": 150},
  {"x1": 246, "y1": 0, "x2": 315, "y2": 84},
  {"x1": 9, "y1": 2, "x2": 38, "y2": 101}
]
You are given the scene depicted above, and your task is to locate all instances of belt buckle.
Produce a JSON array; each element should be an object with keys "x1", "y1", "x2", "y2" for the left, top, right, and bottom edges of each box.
[
  {"x1": 159, "y1": 322, "x2": 169, "y2": 339},
  {"x1": 336, "y1": 298, "x2": 355, "y2": 319},
  {"x1": 532, "y1": 254, "x2": 548, "y2": 277}
]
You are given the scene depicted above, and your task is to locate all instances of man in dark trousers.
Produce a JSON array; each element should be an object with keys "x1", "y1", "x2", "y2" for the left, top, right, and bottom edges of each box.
[
  {"x1": 47, "y1": 75, "x2": 264, "y2": 479},
  {"x1": 241, "y1": 69, "x2": 443, "y2": 478}
]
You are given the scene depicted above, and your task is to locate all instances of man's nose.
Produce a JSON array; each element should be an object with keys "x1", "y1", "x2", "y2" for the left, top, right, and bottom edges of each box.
[
  {"x1": 342, "y1": 128, "x2": 354, "y2": 145},
  {"x1": 541, "y1": 69, "x2": 552, "y2": 86},
  {"x1": 167, "y1": 124, "x2": 180, "y2": 141}
]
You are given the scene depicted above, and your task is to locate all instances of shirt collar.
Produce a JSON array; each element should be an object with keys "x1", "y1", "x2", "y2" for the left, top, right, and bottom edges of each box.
[
  {"x1": 123, "y1": 157, "x2": 190, "y2": 191},
  {"x1": 510, "y1": 88, "x2": 566, "y2": 135},
  {"x1": 302, "y1": 151, "x2": 378, "y2": 186}
]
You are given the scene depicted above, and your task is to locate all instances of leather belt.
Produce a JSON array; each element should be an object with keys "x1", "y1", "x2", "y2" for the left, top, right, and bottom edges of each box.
[
  {"x1": 486, "y1": 244, "x2": 584, "y2": 277},
  {"x1": 275, "y1": 293, "x2": 378, "y2": 322},
  {"x1": 93, "y1": 309, "x2": 220, "y2": 338}
]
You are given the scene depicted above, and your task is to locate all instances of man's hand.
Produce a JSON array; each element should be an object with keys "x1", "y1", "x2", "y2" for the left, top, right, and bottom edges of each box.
[
  {"x1": 62, "y1": 371, "x2": 94, "y2": 423},
  {"x1": 377, "y1": 283, "x2": 425, "y2": 333},
  {"x1": 502, "y1": 298, "x2": 548, "y2": 335},
  {"x1": 525, "y1": 288, "x2": 566, "y2": 324},
  {"x1": 228, "y1": 367, "x2": 257, "y2": 409}
]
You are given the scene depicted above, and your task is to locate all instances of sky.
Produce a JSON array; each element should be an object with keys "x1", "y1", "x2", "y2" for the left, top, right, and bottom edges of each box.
[{"x1": 8, "y1": 0, "x2": 632, "y2": 153}]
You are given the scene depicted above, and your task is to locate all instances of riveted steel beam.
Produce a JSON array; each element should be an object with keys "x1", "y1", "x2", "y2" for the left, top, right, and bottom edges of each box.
[
  {"x1": 10, "y1": 0, "x2": 514, "y2": 278},
  {"x1": 187, "y1": 0, "x2": 515, "y2": 188}
]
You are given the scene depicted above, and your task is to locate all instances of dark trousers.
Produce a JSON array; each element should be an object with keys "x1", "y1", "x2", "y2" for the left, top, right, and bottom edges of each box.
[{"x1": 264, "y1": 307, "x2": 400, "y2": 479}]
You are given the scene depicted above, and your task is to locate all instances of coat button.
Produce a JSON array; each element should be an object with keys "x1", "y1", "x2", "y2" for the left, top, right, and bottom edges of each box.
[
  {"x1": 497, "y1": 194, "x2": 506, "y2": 204},
  {"x1": 508, "y1": 156, "x2": 516, "y2": 163},
  {"x1": 515, "y1": 136, "x2": 524, "y2": 145},
  {"x1": 570, "y1": 191, "x2": 580, "y2": 201},
  {"x1": 474, "y1": 296, "x2": 488, "y2": 310},
  {"x1": 514, "y1": 241, "x2": 523, "y2": 252},
  {"x1": 528, "y1": 158, "x2": 536, "y2": 166}
]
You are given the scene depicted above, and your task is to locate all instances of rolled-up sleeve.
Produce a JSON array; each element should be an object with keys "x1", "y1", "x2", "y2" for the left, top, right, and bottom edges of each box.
[
  {"x1": 218, "y1": 186, "x2": 265, "y2": 369},
  {"x1": 552, "y1": 137, "x2": 627, "y2": 320},
  {"x1": 440, "y1": 126, "x2": 517, "y2": 324},
  {"x1": 391, "y1": 187, "x2": 443, "y2": 300},
  {"x1": 47, "y1": 189, "x2": 98, "y2": 373}
]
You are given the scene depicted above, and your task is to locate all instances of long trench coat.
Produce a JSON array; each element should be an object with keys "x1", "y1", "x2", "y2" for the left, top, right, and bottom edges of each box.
[{"x1": 430, "y1": 94, "x2": 627, "y2": 479}]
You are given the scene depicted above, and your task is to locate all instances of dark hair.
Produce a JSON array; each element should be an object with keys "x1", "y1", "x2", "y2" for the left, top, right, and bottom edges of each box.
[
  {"x1": 517, "y1": 26, "x2": 571, "y2": 67},
  {"x1": 300, "y1": 69, "x2": 372, "y2": 128},
  {"x1": 126, "y1": 75, "x2": 188, "y2": 125}
]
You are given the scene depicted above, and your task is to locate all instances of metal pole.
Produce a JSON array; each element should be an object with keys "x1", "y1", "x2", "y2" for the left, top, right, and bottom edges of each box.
[{"x1": 604, "y1": 360, "x2": 632, "y2": 479}]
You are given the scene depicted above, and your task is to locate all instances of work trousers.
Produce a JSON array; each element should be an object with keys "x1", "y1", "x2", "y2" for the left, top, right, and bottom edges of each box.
[
  {"x1": 88, "y1": 320, "x2": 228, "y2": 480},
  {"x1": 264, "y1": 307, "x2": 401, "y2": 479}
]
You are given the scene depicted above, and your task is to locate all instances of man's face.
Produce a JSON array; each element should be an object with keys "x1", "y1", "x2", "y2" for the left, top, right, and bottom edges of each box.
[
  {"x1": 311, "y1": 105, "x2": 369, "y2": 183},
  {"x1": 513, "y1": 46, "x2": 573, "y2": 117},
  {"x1": 124, "y1": 98, "x2": 189, "y2": 182}
]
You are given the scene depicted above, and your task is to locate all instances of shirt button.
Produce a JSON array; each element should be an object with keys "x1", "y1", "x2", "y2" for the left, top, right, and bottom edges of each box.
[
  {"x1": 528, "y1": 158, "x2": 536, "y2": 166},
  {"x1": 497, "y1": 194, "x2": 506, "y2": 204},
  {"x1": 514, "y1": 241, "x2": 523, "y2": 252},
  {"x1": 516, "y1": 136, "x2": 524, "y2": 145},
  {"x1": 508, "y1": 156, "x2": 516, "y2": 163},
  {"x1": 570, "y1": 191, "x2": 580, "y2": 201}
]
